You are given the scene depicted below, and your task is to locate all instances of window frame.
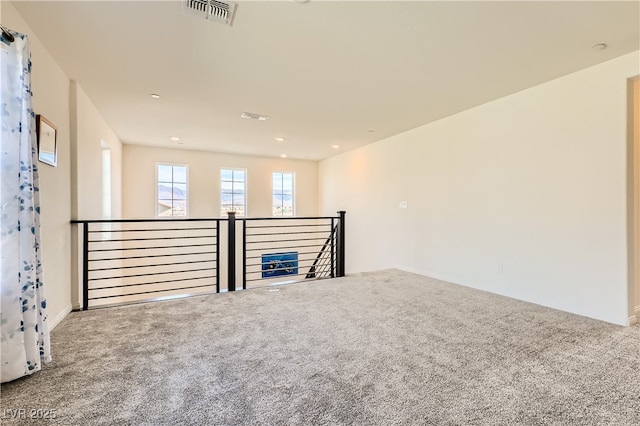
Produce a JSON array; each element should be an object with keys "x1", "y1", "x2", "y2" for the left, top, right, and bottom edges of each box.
[
  {"x1": 220, "y1": 168, "x2": 247, "y2": 217},
  {"x1": 156, "y1": 163, "x2": 189, "y2": 218},
  {"x1": 272, "y1": 171, "x2": 295, "y2": 217}
]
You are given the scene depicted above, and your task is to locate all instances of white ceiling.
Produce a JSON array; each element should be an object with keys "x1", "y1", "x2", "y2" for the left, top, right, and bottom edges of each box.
[{"x1": 9, "y1": 0, "x2": 640, "y2": 160}]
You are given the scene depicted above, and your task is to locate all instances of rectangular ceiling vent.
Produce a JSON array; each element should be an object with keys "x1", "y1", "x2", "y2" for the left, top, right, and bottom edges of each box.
[{"x1": 184, "y1": 0, "x2": 237, "y2": 26}]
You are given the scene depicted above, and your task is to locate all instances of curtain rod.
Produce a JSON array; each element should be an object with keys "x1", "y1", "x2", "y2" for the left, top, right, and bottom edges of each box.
[{"x1": 1, "y1": 24, "x2": 15, "y2": 44}]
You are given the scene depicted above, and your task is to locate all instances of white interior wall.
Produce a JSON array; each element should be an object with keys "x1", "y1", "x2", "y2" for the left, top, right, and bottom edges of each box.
[
  {"x1": 2, "y1": 2, "x2": 72, "y2": 328},
  {"x1": 122, "y1": 144, "x2": 318, "y2": 218},
  {"x1": 71, "y1": 83, "x2": 123, "y2": 220},
  {"x1": 320, "y1": 51, "x2": 640, "y2": 326}
]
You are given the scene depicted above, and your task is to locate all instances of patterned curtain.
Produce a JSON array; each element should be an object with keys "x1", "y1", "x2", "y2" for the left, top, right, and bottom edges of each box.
[{"x1": 1, "y1": 30, "x2": 51, "y2": 383}]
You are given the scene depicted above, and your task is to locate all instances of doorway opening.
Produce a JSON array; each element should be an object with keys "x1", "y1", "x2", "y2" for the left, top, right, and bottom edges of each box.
[{"x1": 101, "y1": 140, "x2": 112, "y2": 240}]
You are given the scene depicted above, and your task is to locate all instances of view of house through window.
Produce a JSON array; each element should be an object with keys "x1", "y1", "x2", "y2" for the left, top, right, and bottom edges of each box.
[
  {"x1": 221, "y1": 168, "x2": 246, "y2": 216},
  {"x1": 157, "y1": 164, "x2": 188, "y2": 217},
  {"x1": 273, "y1": 172, "x2": 294, "y2": 216}
]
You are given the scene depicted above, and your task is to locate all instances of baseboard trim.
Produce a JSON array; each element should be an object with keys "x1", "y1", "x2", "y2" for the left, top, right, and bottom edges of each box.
[
  {"x1": 391, "y1": 265, "x2": 477, "y2": 290},
  {"x1": 629, "y1": 315, "x2": 637, "y2": 326},
  {"x1": 49, "y1": 305, "x2": 72, "y2": 331},
  {"x1": 392, "y1": 265, "x2": 630, "y2": 326}
]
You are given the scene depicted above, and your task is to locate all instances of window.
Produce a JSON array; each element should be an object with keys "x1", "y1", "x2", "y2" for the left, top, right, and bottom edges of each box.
[
  {"x1": 273, "y1": 172, "x2": 294, "y2": 216},
  {"x1": 221, "y1": 168, "x2": 246, "y2": 217},
  {"x1": 157, "y1": 164, "x2": 188, "y2": 217}
]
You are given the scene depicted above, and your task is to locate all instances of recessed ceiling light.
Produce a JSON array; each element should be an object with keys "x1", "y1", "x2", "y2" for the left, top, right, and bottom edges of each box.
[
  {"x1": 592, "y1": 43, "x2": 607, "y2": 51},
  {"x1": 170, "y1": 136, "x2": 180, "y2": 142},
  {"x1": 332, "y1": 145, "x2": 340, "y2": 149},
  {"x1": 274, "y1": 137, "x2": 285, "y2": 142},
  {"x1": 150, "y1": 94, "x2": 160, "y2": 99},
  {"x1": 241, "y1": 112, "x2": 270, "y2": 121},
  {"x1": 280, "y1": 154, "x2": 287, "y2": 158}
]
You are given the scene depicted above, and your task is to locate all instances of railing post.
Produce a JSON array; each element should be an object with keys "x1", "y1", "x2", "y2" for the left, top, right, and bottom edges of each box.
[
  {"x1": 215, "y1": 219, "x2": 220, "y2": 293},
  {"x1": 337, "y1": 211, "x2": 346, "y2": 277},
  {"x1": 82, "y1": 222, "x2": 89, "y2": 310},
  {"x1": 242, "y1": 219, "x2": 247, "y2": 290},
  {"x1": 227, "y1": 211, "x2": 236, "y2": 291}
]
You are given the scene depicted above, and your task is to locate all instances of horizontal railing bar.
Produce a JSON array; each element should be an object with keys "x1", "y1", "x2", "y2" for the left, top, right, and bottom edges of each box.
[
  {"x1": 88, "y1": 259, "x2": 215, "y2": 272},
  {"x1": 246, "y1": 237, "x2": 330, "y2": 244},
  {"x1": 246, "y1": 259, "x2": 333, "y2": 266},
  {"x1": 247, "y1": 265, "x2": 322, "y2": 275},
  {"x1": 89, "y1": 227, "x2": 217, "y2": 233},
  {"x1": 245, "y1": 271, "x2": 330, "y2": 282},
  {"x1": 88, "y1": 252, "x2": 215, "y2": 262},
  {"x1": 88, "y1": 283, "x2": 215, "y2": 300},
  {"x1": 249, "y1": 258, "x2": 332, "y2": 268},
  {"x1": 245, "y1": 258, "x2": 327, "y2": 267},
  {"x1": 88, "y1": 235, "x2": 216, "y2": 243},
  {"x1": 245, "y1": 224, "x2": 330, "y2": 229},
  {"x1": 245, "y1": 243, "x2": 326, "y2": 252},
  {"x1": 247, "y1": 261, "x2": 331, "y2": 274},
  {"x1": 89, "y1": 275, "x2": 216, "y2": 290},
  {"x1": 309, "y1": 261, "x2": 331, "y2": 268},
  {"x1": 73, "y1": 219, "x2": 220, "y2": 224},
  {"x1": 242, "y1": 216, "x2": 338, "y2": 222},
  {"x1": 89, "y1": 267, "x2": 216, "y2": 281},
  {"x1": 245, "y1": 249, "x2": 334, "y2": 260},
  {"x1": 245, "y1": 230, "x2": 331, "y2": 237},
  {"x1": 89, "y1": 243, "x2": 216, "y2": 252}
]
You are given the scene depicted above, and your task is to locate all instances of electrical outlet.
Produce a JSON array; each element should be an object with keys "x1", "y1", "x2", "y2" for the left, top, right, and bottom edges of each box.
[
  {"x1": 498, "y1": 263, "x2": 504, "y2": 273},
  {"x1": 399, "y1": 201, "x2": 408, "y2": 209}
]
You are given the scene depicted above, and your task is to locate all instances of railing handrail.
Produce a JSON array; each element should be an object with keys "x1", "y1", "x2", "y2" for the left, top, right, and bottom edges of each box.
[
  {"x1": 241, "y1": 216, "x2": 340, "y2": 221},
  {"x1": 71, "y1": 215, "x2": 340, "y2": 224},
  {"x1": 71, "y1": 218, "x2": 221, "y2": 223}
]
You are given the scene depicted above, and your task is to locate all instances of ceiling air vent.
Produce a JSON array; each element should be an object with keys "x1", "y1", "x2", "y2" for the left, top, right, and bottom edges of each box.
[{"x1": 184, "y1": 0, "x2": 237, "y2": 26}]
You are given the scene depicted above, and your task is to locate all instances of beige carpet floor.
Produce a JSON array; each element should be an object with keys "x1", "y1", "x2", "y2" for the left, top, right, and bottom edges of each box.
[{"x1": 1, "y1": 269, "x2": 639, "y2": 425}]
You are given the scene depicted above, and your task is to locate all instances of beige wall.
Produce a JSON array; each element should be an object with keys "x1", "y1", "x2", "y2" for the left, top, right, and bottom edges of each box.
[
  {"x1": 71, "y1": 82, "x2": 123, "y2": 220},
  {"x1": 122, "y1": 144, "x2": 318, "y2": 218},
  {"x1": 320, "y1": 51, "x2": 640, "y2": 326},
  {"x1": 3, "y1": 2, "x2": 72, "y2": 328}
]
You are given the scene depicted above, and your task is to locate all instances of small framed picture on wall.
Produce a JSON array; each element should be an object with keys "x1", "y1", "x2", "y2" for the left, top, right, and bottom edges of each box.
[{"x1": 36, "y1": 114, "x2": 57, "y2": 167}]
